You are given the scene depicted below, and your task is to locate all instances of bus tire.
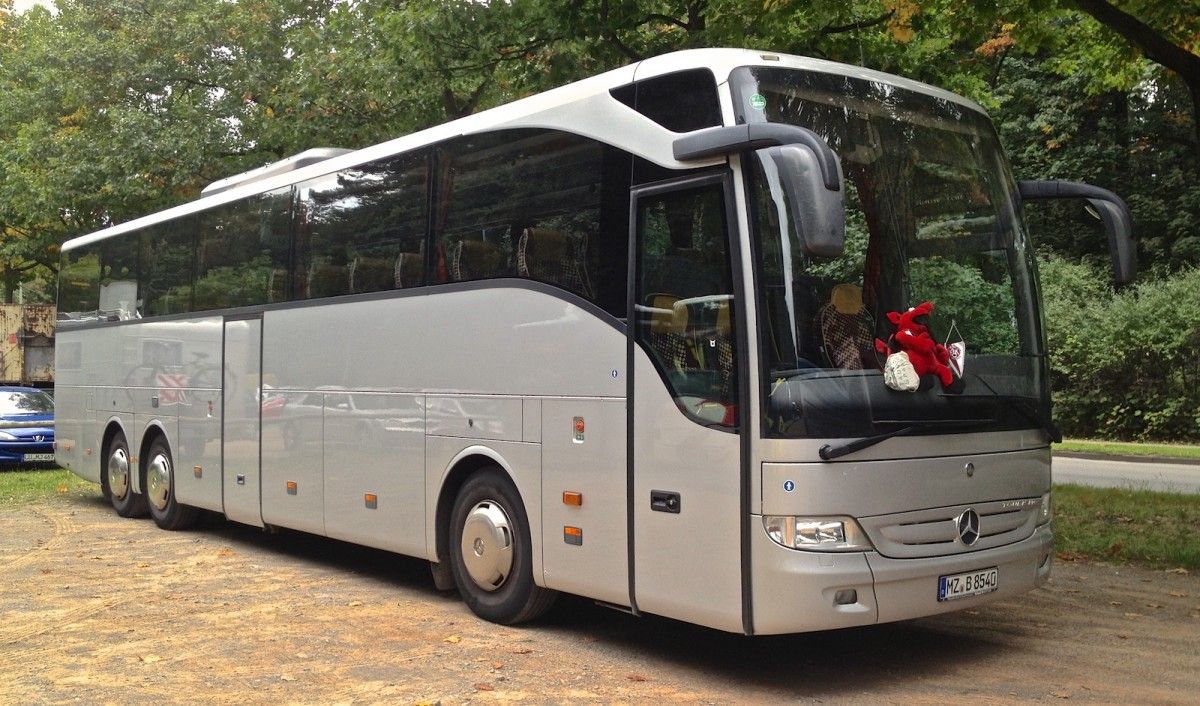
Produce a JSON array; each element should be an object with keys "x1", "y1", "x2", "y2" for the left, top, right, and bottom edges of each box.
[
  {"x1": 449, "y1": 468, "x2": 557, "y2": 625},
  {"x1": 145, "y1": 437, "x2": 198, "y2": 531},
  {"x1": 106, "y1": 432, "x2": 147, "y2": 518}
]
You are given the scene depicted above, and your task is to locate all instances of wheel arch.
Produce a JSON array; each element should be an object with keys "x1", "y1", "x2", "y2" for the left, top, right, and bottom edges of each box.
[
  {"x1": 137, "y1": 422, "x2": 171, "y2": 491},
  {"x1": 433, "y1": 448, "x2": 521, "y2": 567},
  {"x1": 99, "y1": 418, "x2": 128, "y2": 493}
]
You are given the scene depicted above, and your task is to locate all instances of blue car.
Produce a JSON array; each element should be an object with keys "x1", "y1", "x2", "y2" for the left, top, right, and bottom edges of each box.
[{"x1": 0, "y1": 387, "x2": 55, "y2": 466}]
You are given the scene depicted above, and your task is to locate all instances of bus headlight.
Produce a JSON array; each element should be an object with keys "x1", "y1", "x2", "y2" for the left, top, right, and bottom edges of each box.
[
  {"x1": 1037, "y1": 491, "x2": 1052, "y2": 526},
  {"x1": 763, "y1": 516, "x2": 872, "y2": 552}
]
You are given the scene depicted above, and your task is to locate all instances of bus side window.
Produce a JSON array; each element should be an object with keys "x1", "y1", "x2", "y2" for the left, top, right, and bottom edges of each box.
[{"x1": 635, "y1": 182, "x2": 738, "y2": 427}]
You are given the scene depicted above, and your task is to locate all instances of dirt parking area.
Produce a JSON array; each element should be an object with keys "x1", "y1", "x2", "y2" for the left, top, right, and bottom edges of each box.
[{"x1": 2, "y1": 489, "x2": 1198, "y2": 705}]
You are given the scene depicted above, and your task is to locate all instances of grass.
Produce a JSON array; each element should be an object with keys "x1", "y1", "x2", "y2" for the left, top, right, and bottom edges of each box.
[
  {"x1": 1057, "y1": 439, "x2": 1200, "y2": 461},
  {"x1": 4, "y1": 468, "x2": 1197, "y2": 571},
  {"x1": 0, "y1": 467, "x2": 98, "y2": 506},
  {"x1": 1052, "y1": 483, "x2": 1200, "y2": 571}
]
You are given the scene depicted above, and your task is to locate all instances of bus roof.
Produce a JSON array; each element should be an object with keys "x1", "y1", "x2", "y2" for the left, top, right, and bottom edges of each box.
[{"x1": 61, "y1": 48, "x2": 986, "y2": 252}]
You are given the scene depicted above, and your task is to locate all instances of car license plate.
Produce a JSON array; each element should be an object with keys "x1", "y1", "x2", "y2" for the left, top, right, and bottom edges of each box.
[
  {"x1": 23, "y1": 453, "x2": 54, "y2": 462},
  {"x1": 938, "y1": 567, "x2": 998, "y2": 602}
]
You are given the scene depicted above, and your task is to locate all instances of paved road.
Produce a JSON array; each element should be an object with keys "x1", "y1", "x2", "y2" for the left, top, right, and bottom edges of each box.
[{"x1": 1052, "y1": 453, "x2": 1200, "y2": 494}]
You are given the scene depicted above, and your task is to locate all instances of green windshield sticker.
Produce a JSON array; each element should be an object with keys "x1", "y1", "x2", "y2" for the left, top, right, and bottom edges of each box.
[{"x1": 749, "y1": 94, "x2": 767, "y2": 110}]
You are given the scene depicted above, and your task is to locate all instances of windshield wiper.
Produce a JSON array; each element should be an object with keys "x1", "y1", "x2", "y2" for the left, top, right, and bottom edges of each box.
[{"x1": 819, "y1": 420, "x2": 989, "y2": 461}]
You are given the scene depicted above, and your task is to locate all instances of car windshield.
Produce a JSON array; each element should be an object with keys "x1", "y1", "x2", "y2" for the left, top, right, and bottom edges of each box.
[
  {"x1": 0, "y1": 390, "x2": 55, "y2": 416},
  {"x1": 732, "y1": 66, "x2": 1047, "y2": 440}
]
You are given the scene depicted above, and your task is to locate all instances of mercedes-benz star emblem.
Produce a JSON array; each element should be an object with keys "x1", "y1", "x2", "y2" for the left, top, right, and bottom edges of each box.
[{"x1": 956, "y1": 508, "x2": 981, "y2": 546}]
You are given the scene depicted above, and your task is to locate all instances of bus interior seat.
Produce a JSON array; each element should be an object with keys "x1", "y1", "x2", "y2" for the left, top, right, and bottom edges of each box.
[
  {"x1": 451, "y1": 239, "x2": 506, "y2": 281},
  {"x1": 395, "y1": 251, "x2": 424, "y2": 288},
  {"x1": 349, "y1": 257, "x2": 396, "y2": 294},
  {"x1": 307, "y1": 264, "x2": 350, "y2": 298},
  {"x1": 817, "y1": 283, "x2": 877, "y2": 370},
  {"x1": 267, "y1": 269, "x2": 289, "y2": 303},
  {"x1": 517, "y1": 228, "x2": 593, "y2": 298}
]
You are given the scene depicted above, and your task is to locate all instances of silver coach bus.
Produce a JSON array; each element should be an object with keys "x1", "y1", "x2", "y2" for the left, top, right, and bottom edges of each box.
[{"x1": 55, "y1": 49, "x2": 1133, "y2": 635}]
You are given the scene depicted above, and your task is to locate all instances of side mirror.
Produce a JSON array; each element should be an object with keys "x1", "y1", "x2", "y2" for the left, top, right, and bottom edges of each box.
[
  {"x1": 1018, "y1": 180, "x2": 1136, "y2": 284},
  {"x1": 673, "y1": 123, "x2": 845, "y2": 259},
  {"x1": 764, "y1": 143, "x2": 846, "y2": 258}
]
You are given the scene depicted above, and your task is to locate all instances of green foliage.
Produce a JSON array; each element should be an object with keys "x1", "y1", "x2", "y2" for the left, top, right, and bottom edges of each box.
[
  {"x1": 1041, "y1": 256, "x2": 1200, "y2": 441},
  {"x1": 1053, "y1": 483, "x2": 1200, "y2": 570}
]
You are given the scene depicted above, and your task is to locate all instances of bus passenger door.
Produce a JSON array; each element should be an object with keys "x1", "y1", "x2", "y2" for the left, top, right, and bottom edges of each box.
[
  {"x1": 222, "y1": 316, "x2": 264, "y2": 527},
  {"x1": 630, "y1": 177, "x2": 747, "y2": 634}
]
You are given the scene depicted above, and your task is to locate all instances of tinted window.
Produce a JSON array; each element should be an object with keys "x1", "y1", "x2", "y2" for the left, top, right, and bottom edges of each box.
[
  {"x1": 611, "y1": 69, "x2": 722, "y2": 133},
  {"x1": 297, "y1": 153, "x2": 428, "y2": 299},
  {"x1": 194, "y1": 194, "x2": 285, "y2": 310},
  {"x1": 141, "y1": 219, "x2": 194, "y2": 317},
  {"x1": 435, "y1": 130, "x2": 627, "y2": 313},
  {"x1": 635, "y1": 181, "x2": 738, "y2": 428}
]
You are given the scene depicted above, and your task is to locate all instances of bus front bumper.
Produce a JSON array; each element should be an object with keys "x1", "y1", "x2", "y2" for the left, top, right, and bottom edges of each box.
[{"x1": 749, "y1": 520, "x2": 1053, "y2": 635}]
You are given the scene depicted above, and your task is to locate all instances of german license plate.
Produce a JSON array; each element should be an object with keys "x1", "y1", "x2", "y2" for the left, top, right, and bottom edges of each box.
[
  {"x1": 938, "y1": 567, "x2": 998, "y2": 602},
  {"x1": 23, "y1": 453, "x2": 54, "y2": 462}
]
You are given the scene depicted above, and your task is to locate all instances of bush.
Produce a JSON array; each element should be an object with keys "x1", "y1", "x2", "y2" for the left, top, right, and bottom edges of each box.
[{"x1": 1040, "y1": 256, "x2": 1200, "y2": 441}]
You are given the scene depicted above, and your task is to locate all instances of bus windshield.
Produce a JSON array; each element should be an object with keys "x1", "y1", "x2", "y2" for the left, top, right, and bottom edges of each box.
[{"x1": 733, "y1": 67, "x2": 1048, "y2": 441}]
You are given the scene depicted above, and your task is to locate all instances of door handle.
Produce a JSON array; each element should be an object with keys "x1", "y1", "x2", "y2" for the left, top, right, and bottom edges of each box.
[{"x1": 650, "y1": 490, "x2": 681, "y2": 514}]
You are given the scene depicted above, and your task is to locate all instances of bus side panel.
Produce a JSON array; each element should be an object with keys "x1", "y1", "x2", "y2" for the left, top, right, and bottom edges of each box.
[
  {"x1": 52, "y1": 333, "x2": 91, "y2": 479},
  {"x1": 539, "y1": 397, "x2": 629, "y2": 606},
  {"x1": 138, "y1": 318, "x2": 225, "y2": 513},
  {"x1": 631, "y1": 351, "x2": 744, "y2": 633},
  {"x1": 323, "y1": 392, "x2": 426, "y2": 556},
  {"x1": 260, "y1": 388, "x2": 326, "y2": 536}
]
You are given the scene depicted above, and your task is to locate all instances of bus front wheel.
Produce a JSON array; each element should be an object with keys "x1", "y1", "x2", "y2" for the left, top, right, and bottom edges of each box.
[
  {"x1": 449, "y1": 468, "x2": 556, "y2": 624},
  {"x1": 145, "y1": 437, "x2": 198, "y2": 531},
  {"x1": 105, "y1": 432, "x2": 147, "y2": 518}
]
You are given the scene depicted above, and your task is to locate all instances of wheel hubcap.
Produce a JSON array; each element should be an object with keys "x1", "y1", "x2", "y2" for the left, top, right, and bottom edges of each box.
[
  {"x1": 107, "y1": 447, "x2": 130, "y2": 499},
  {"x1": 460, "y1": 500, "x2": 514, "y2": 592},
  {"x1": 146, "y1": 452, "x2": 172, "y2": 512}
]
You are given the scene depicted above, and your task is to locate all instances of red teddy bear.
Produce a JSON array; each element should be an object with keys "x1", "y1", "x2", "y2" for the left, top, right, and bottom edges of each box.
[{"x1": 875, "y1": 301, "x2": 958, "y2": 391}]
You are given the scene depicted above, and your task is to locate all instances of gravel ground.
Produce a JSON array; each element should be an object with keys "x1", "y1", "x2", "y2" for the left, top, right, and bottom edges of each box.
[{"x1": 2, "y1": 489, "x2": 1198, "y2": 705}]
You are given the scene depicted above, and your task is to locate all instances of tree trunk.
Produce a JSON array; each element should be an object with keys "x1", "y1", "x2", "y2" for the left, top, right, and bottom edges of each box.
[{"x1": 1073, "y1": 0, "x2": 1200, "y2": 154}]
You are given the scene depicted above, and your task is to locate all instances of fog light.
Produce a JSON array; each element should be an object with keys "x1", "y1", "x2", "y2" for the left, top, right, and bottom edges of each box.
[{"x1": 834, "y1": 589, "x2": 858, "y2": 605}]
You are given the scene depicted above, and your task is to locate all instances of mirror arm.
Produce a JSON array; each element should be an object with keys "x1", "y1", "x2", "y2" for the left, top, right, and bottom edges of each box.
[
  {"x1": 673, "y1": 124, "x2": 841, "y2": 191},
  {"x1": 1018, "y1": 179, "x2": 1137, "y2": 285}
]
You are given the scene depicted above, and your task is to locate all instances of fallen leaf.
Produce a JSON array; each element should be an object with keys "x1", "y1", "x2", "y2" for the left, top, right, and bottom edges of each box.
[
  {"x1": 1108, "y1": 601, "x2": 1122, "y2": 606},
  {"x1": 1168, "y1": 591, "x2": 1188, "y2": 598},
  {"x1": 627, "y1": 675, "x2": 647, "y2": 682},
  {"x1": 140, "y1": 655, "x2": 163, "y2": 664},
  {"x1": 1123, "y1": 612, "x2": 1143, "y2": 618},
  {"x1": 281, "y1": 674, "x2": 297, "y2": 682},
  {"x1": 511, "y1": 647, "x2": 533, "y2": 654},
  {"x1": 492, "y1": 662, "x2": 503, "y2": 670},
  {"x1": 348, "y1": 600, "x2": 364, "y2": 607},
  {"x1": 1145, "y1": 603, "x2": 1163, "y2": 609},
  {"x1": 57, "y1": 483, "x2": 69, "y2": 493},
  {"x1": 474, "y1": 683, "x2": 494, "y2": 691},
  {"x1": 443, "y1": 635, "x2": 461, "y2": 644},
  {"x1": 1050, "y1": 691, "x2": 1072, "y2": 699},
  {"x1": 1167, "y1": 567, "x2": 1189, "y2": 575}
]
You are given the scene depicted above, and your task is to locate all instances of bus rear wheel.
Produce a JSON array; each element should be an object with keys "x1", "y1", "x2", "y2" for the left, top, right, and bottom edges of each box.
[
  {"x1": 105, "y1": 432, "x2": 147, "y2": 518},
  {"x1": 449, "y1": 468, "x2": 556, "y2": 625},
  {"x1": 145, "y1": 437, "x2": 198, "y2": 531}
]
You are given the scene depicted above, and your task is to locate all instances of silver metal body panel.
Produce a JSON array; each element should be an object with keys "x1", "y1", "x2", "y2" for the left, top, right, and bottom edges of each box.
[
  {"x1": 539, "y1": 397, "x2": 629, "y2": 606},
  {"x1": 222, "y1": 318, "x2": 263, "y2": 527},
  {"x1": 749, "y1": 521, "x2": 1053, "y2": 635},
  {"x1": 631, "y1": 350, "x2": 744, "y2": 634},
  {"x1": 761, "y1": 447, "x2": 1051, "y2": 518}
]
